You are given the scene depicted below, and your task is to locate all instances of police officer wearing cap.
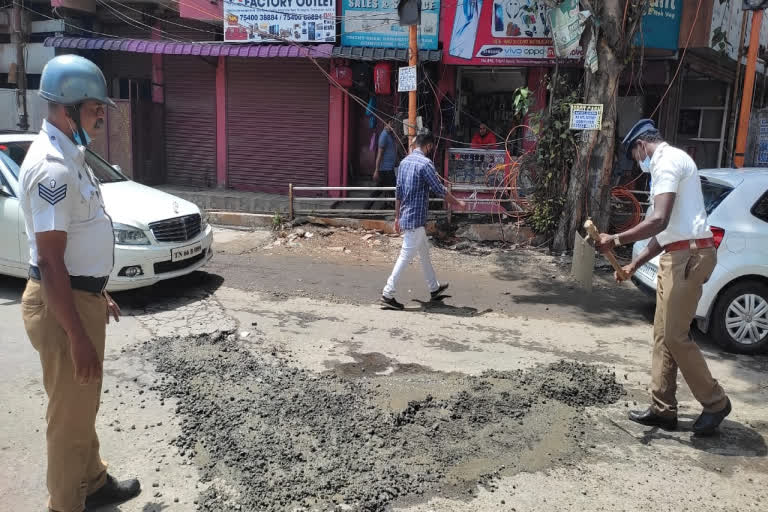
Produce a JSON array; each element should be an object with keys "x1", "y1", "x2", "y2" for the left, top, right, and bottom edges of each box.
[
  {"x1": 595, "y1": 119, "x2": 731, "y2": 435},
  {"x1": 19, "y1": 54, "x2": 141, "y2": 511}
]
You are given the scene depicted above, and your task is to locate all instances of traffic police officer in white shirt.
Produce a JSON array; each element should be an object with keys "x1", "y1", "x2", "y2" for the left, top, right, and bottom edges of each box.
[
  {"x1": 19, "y1": 54, "x2": 141, "y2": 512},
  {"x1": 595, "y1": 119, "x2": 731, "y2": 435}
]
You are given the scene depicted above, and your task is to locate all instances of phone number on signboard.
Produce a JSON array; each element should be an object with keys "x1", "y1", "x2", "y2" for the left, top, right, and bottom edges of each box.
[{"x1": 237, "y1": 13, "x2": 329, "y2": 21}]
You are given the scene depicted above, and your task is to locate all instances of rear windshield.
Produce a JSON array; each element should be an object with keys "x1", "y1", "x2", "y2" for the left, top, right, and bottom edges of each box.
[
  {"x1": 701, "y1": 177, "x2": 733, "y2": 215},
  {"x1": 0, "y1": 140, "x2": 127, "y2": 184}
]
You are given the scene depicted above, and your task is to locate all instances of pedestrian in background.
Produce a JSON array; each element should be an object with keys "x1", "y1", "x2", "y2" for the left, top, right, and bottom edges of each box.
[
  {"x1": 19, "y1": 54, "x2": 141, "y2": 512},
  {"x1": 367, "y1": 121, "x2": 399, "y2": 210},
  {"x1": 381, "y1": 131, "x2": 466, "y2": 310},
  {"x1": 596, "y1": 119, "x2": 731, "y2": 435}
]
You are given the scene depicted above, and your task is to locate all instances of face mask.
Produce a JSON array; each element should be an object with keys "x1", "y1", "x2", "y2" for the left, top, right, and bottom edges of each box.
[
  {"x1": 639, "y1": 155, "x2": 651, "y2": 173},
  {"x1": 73, "y1": 127, "x2": 91, "y2": 147},
  {"x1": 637, "y1": 144, "x2": 652, "y2": 173}
]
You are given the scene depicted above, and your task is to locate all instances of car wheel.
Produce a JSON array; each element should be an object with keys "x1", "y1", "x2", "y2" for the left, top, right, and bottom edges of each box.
[{"x1": 712, "y1": 281, "x2": 768, "y2": 354}]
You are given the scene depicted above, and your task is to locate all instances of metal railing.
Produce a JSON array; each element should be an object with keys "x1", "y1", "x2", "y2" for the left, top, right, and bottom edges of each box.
[{"x1": 288, "y1": 184, "x2": 522, "y2": 220}]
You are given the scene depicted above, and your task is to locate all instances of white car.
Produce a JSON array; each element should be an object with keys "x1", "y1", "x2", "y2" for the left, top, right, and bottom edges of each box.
[
  {"x1": 0, "y1": 134, "x2": 213, "y2": 292},
  {"x1": 631, "y1": 168, "x2": 768, "y2": 354}
]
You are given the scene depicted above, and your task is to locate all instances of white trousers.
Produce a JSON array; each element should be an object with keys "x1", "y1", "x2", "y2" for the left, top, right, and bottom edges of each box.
[{"x1": 383, "y1": 226, "x2": 440, "y2": 299}]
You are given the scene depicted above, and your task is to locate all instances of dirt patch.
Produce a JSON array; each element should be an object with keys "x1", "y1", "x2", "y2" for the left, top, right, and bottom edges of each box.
[{"x1": 144, "y1": 332, "x2": 625, "y2": 511}]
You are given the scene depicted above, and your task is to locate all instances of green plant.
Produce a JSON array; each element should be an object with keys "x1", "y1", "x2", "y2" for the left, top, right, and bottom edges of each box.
[
  {"x1": 524, "y1": 75, "x2": 580, "y2": 235},
  {"x1": 272, "y1": 211, "x2": 283, "y2": 231},
  {"x1": 512, "y1": 86, "x2": 534, "y2": 120}
]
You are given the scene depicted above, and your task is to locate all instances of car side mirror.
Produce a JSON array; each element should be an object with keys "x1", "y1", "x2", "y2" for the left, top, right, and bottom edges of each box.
[
  {"x1": 0, "y1": 183, "x2": 12, "y2": 197},
  {"x1": 113, "y1": 164, "x2": 122, "y2": 173}
]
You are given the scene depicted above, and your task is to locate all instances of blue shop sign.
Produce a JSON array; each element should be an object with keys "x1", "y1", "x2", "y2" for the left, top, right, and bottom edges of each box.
[
  {"x1": 634, "y1": 0, "x2": 682, "y2": 50},
  {"x1": 341, "y1": 0, "x2": 440, "y2": 50}
]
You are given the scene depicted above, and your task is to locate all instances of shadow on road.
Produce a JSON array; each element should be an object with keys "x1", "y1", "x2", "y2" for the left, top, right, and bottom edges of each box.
[
  {"x1": 637, "y1": 419, "x2": 768, "y2": 458},
  {"x1": 0, "y1": 272, "x2": 224, "y2": 317},
  {"x1": 114, "y1": 271, "x2": 224, "y2": 317},
  {"x1": 490, "y1": 251, "x2": 656, "y2": 325},
  {"x1": 0, "y1": 275, "x2": 25, "y2": 305}
]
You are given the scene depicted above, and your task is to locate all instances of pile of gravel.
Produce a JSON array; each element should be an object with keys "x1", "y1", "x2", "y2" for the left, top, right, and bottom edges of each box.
[{"x1": 145, "y1": 332, "x2": 624, "y2": 511}]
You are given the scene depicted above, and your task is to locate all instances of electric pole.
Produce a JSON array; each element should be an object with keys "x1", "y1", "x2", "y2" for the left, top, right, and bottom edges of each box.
[
  {"x1": 11, "y1": 0, "x2": 29, "y2": 132},
  {"x1": 408, "y1": 23, "x2": 417, "y2": 144},
  {"x1": 734, "y1": 5, "x2": 767, "y2": 167}
]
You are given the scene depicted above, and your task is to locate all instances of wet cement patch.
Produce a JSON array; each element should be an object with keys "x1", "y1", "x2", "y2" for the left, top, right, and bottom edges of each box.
[{"x1": 144, "y1": 332, "x2": 625, "y2": 511}]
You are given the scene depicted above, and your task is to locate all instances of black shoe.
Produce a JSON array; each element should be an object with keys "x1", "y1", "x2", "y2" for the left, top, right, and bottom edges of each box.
[
  {"x1": 85, "y1": 474, "x2": 141, "y2": 510},
  {"x1": 380, "y1": 296, "x2": 405, "y2": 310},
  {"x1": 693, "y1": 398, "x2": 732, "y2": 435},
  {"x1": 628, "y1": 408, "x2": 678, "y2": 430},
  {"x1": 430, "y1": 283, "x2": 449, "y2": 300}
]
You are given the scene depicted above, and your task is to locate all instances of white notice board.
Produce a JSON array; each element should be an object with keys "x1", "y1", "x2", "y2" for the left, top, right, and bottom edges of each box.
[
  {"x1": 398, "y1": 66, "x2": 417, "y2": 92},
  {"x1": 569, "y1": 104, "x2": 603, "y2": 130}
]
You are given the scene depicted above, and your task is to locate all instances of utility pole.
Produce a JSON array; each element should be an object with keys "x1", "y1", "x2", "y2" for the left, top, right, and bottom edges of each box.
[
  {"x1": 734, "y1": 9, "x2": 765, "y2": 168},
  {"x1": 408, "y1": 24, "x2": 417, "y2": 144},
  {"x1": 398, "y1": 0, "x2": 420, "y2": 144},
  {"x1": 11, "y1": 0, "x2": 29, "y2": 132}
]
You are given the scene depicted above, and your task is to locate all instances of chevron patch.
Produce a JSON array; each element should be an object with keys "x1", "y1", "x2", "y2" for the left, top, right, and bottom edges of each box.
[{"x1": 38, "y1": 181, "x2": 67, "y2": 206}]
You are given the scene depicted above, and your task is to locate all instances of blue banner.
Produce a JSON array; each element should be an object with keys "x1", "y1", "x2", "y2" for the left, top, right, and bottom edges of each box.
[
  {"x1": 634, "y1": 0, "x2": 682, "y2": 50},
  {"x1": 341, "y1": 0, "x2": 440, "y2": 50}
]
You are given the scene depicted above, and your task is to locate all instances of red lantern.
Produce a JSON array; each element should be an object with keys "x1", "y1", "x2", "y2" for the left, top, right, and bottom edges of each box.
[
  {"x1": 374, "y1": 62, "x2": 392, "y2": 95},
  {"x1": 333, "y1": 65, "x2": 353, "y2": 88}
]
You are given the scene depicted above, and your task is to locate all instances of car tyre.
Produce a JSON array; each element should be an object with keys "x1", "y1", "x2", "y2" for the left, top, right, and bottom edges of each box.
[{"x1": 712, "y1": 281, "x2": 768, "y2": 355}]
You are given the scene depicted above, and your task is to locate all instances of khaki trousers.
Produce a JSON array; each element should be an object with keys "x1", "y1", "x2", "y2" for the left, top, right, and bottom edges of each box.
[
  {"x1": 22, "y1": 279, "x2": 108, "y2": 512},
  {"x1": 651, "y1": 247, "x2": 728, "y2": 417}
]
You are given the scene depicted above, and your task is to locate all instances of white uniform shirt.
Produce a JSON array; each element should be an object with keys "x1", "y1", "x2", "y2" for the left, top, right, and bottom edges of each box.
[
  {"x1": 19, "y1": 120, "x2": 114, "y2": 277},
  {"x1": 648, "y1": 142, "x2": 713, "y2": 247}
]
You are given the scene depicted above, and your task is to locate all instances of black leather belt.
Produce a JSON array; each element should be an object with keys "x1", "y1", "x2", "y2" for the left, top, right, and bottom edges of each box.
[{"x1": 29, "y1": 266, "x2": 108, "y2": 294}]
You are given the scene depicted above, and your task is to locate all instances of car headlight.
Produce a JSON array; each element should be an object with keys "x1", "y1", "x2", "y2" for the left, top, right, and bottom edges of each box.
[
  {"x1": 200, "y1": 211, "x2": 209, "y2": 230},
  {"x1": 113, "y1": 223, "x2": 150, "y2": 245}
]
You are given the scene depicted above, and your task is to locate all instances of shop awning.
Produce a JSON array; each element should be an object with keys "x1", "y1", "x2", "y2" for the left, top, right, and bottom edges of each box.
[
  {"x1": 43, "y1": 37, "x2": 334, "y2": 59},
  {"x1": 332, "y1": 46, "x2": 442, "y2": 63}
]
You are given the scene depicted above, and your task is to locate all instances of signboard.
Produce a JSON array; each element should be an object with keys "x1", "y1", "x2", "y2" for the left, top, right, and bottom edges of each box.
[
  {"x1": 569, "y1": 104, "x2": 603, "y2": 130},
  {"x1": 398, "y1": 66, "x2": 417, "y2": 92},
  {"x1": 758, "y1": 119, "x2": 768, "y2": 165},
  {"x1": 341, "y1": 0, "x2": 440, "y2": 50},
  {"x1": 440, "y1": 0, "x2": 581, "y2": 65},
  {"x1": 634, "y1": 0, "x2": 683, "y2": 51},
  {"x1": 223, "y1": 0, "x2": 336, "y2": 43}
]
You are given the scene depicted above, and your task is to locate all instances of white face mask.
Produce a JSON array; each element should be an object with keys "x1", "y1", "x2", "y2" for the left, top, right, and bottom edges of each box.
[{"x1": 637, "y1": 144, "x2": 652, "y2": 173}]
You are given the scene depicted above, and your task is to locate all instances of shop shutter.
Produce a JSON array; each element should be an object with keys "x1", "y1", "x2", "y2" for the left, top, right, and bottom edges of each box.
[
  {"x1": 226, "y1": 58, "x2": 329, "y2": 193},
  {"x1": 164, "y1": 56, "x2": 217, "y2": 187}
]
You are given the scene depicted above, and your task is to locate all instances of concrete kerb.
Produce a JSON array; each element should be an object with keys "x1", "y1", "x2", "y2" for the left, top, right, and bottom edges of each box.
[{"x1": 207, "y1": 211, "x2": 541, "y2": 245}]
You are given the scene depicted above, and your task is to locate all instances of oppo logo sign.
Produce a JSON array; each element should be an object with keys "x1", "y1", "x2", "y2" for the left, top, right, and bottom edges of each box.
[{"x1": 504, "y1": 46, "x2": 546, "y2": 57}]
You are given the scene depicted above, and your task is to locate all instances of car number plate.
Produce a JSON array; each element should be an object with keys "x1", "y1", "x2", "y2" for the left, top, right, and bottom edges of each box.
[
  {"x1": 171, "y1": 242, "x2": 203, "y2": 262},
  {"x1": 636, "y1": 263, "x2": 658, "y2": 282}
]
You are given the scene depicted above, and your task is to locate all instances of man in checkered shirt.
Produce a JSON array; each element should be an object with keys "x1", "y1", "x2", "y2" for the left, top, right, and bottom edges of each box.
[{"x1": 381, "y1": 131, "x2": 466, "y2": 310}]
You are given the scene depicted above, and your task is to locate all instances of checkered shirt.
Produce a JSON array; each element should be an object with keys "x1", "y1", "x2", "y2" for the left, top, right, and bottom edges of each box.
[{"x1": 396, "y1": 149, "x2": 446, "y2": 230}]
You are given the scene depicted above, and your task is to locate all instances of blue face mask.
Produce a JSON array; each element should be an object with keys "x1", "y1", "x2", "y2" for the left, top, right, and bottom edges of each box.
[
  {"x1": 73, "y1": 128, "x2": 91, "y2": 147},
  {"x1": 639, "y1": 155, "x2": 651, "y2": 173}
]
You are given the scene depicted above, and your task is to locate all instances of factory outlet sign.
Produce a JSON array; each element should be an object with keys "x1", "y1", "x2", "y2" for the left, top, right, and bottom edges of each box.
[{"x1": 224, "y1": 0, "x2": 337, "y2": 43}]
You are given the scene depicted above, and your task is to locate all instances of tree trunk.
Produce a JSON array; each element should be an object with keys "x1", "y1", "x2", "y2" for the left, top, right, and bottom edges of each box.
[{"x1": 552, "y1": 0, "x2": 643, "y2": 252}]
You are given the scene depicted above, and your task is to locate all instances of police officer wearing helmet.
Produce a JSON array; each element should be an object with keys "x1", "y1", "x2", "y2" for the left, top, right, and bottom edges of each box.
[
  {"x1": 595, "y1": 119, "x2": 731, "y2": 435},
  {"x1": 19, "y1": 54, "x2": 141, "y2": 511}
]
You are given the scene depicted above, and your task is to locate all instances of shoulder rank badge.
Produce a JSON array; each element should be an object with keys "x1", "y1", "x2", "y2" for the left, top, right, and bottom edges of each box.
[{"x1": 38, "y1": 179, "x2": 67, "y2": 206}]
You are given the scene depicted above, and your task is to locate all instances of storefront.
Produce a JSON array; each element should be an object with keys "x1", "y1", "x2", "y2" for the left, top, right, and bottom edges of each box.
[
  {"x1": 336, "y1": 0, "x2": 442, "y2": 187},
  {"x1": 438, "y1": 0, "x2": 574, "y2": 210}
]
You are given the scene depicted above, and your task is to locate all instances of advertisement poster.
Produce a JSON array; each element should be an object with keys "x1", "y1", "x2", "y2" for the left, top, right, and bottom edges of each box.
[
  {"x1": 341, "y1": 0, "x2": 440, "y2": 50},
  {"x1": 440, "y1": 0, "x2": 581, "y2": 65},
  {"x1": 223, "y1": 0, "x2": 336, "y2": 43},
  {"x1": 634, "y1": 0, "x2": 682, "y2": 51},
  {"x1": 549, "y1": 0, "x2": 588, "y2": 58}
]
